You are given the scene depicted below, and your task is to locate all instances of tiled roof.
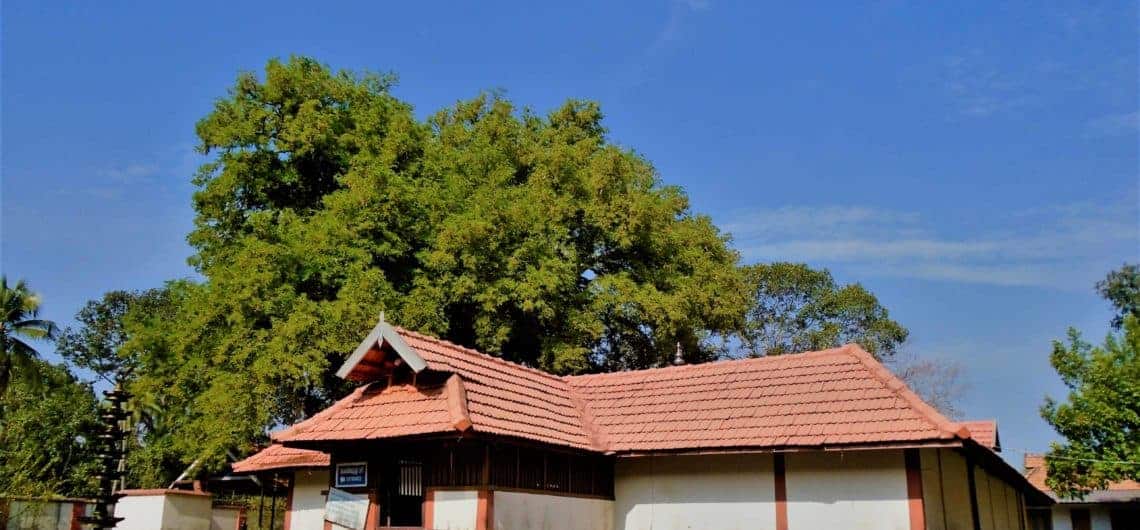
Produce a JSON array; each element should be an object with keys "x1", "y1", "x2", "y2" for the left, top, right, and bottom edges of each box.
[
  {"x1": 276, "y1": 329, "x2": 595, "y2": 449},
  {"x1": 392, "y1": 330, "x2": 595, "y2": 449},
  {"x1": 232, "y1": 444, "x2": 329, "y2": 473},
  {"x1": 1023, "y1": 453, "x2": 1140, "y2": 497},
  {"x1": 566, "y1": 344, "x2": 967, "y2": 452},
  {"x1": 279, "y1": 327, "x2": 980, "y2": 455},
  {"x1": 275, "y1": 381, "x2": 458, "y2": 442},
  {"x1": 961, "y1": 419, "x2": 1000, "y2": 451}
]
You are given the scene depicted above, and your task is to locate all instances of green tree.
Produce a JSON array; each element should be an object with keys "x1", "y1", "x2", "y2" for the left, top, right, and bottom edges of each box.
[
  {"x1": 1040, "y1": 315, "x2": 1140, "y2": 497},
  {"x1": 1097, "y1": 263, "x2": 1139, "y2": 329},
  {"x1": 125, "y1": 57, "x2": 747, "y2": 472},
  {"x1": 0, "y1": 276, "x2": 59, "y2": 393},
  {"x1": 56, "y1": 288, "x2": 173, "y2": 381},
  {"x1": 739, "y1": 262, "x2": 908, "y2": 358},
  {"x1": 0, "y1": 359, "x2": 100, "y2": 496}
]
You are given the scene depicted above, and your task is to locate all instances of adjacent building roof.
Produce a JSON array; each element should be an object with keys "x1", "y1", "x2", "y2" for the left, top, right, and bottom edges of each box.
[
  {"x1": 565, "y1": 344, "x2": 968, "y2": 452},
  {"x1": 1023, "y1": 453, "x2": 1140, "y2": 504},
  {"x1": 278, "y1": 322, "x2": 979, "y2": 455},
  {"x1": 961, "y1": 419, "x2": 1000, "y2": 451},
  {"x1": 231, "y1": 443, "x2": 329, "y2": 473}
]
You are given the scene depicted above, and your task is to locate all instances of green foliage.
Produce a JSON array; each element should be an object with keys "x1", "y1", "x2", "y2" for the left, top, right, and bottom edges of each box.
[
  {"x1": 1041, "y1": 316, "x2": 1140, "y2": 497},
  {"x1": 56, "y1": 288, "x2": 172, "y2": 381},
  {"x1": 739, "y1": 262, "x2": 908, "y2": 358},
  {"x1": 0, "y1": 359, "x2": 100, "y2": 497},
  {"x1": 125, "y1": 56, "x2": 747, "y2": 473},
  {"x1": 1097, "y1": 263, "x2": 1140, "y2": 329},
  {"x1": 0, "y1": 276, "x2": 60, "y2": 393}
]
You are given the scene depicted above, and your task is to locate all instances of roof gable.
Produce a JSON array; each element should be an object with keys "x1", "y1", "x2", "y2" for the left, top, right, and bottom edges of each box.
[
  {"x1": 336, "y1": 317, "x2": 427, "y2": 381},
  {"x1": 962, "y1": 419, "x2": 1000, "y2": 451}
]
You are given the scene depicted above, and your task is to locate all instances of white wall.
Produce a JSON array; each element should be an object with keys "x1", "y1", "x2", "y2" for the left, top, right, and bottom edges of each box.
[
  {"x1": 160, "y1": 494, "x2": 212, "y2": 530},
  {"x1": 116, "y1": 495, "x2": 168, "y2": 530},
  {"x1": 493, "y1": 491, "x2": 612, "y2": 530},
  {"x1": 117, "y1": 493, "x2": 212, "y2": 530},
  {"x1": 6, "y1": 500, "x2": 81, "y2": 530},
  {"x1": 210, "y1": 507, "x2": 241, "y2": 530},
  {"x1": 785, "y1": 450, "x2": 910, "y2": 530},
  {"x1": 290, "y1": 469, "x2": 329, "y2": 530},
  {"x1": 1050, "y1": 505, "x2": 1115, "y2": 530},
  {"x1": 614, "y1": 453, "x2": 777, "y2": 530},
  {"x1": 431, "y1": 490, "x2": 479, "y2": 530}
]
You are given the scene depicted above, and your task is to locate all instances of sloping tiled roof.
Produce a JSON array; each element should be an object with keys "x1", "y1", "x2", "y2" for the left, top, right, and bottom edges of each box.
[
  {"x1": 279, "y1": 327, "x2": 978, "y2": 455},
  {"x1": 232, "y1": 444, "x2": 329, "y2": 473},
  {"x1": 1024, "y1": 453, "x2": 1140, "y2": 501},
  {"x1": 398, "y1": 329, "x2": 596, "y2": 449},
  {"x1": 276, "y1": 328, "x2": 595, "y2": 450},
  {"x1": 275, "y1": 380, "x2": 458, "y2": 442},
  {"x1": 565, "y1": 344, "x2": 967, "y2": 452},
  {"x1": 961, "y1": 419, "x2": 1000, "y2": 451}
]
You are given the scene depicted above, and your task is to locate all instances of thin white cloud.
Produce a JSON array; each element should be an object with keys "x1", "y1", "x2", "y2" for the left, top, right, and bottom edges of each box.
[
  {"x1": 726, "y1": 194, "x2": 1139, "y2": 289},
  {"x1": 97, "y1": 163, "x2": 160, "y2": 183}
]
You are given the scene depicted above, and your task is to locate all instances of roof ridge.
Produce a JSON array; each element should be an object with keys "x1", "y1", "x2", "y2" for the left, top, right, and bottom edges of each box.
[
  {"x1": 565, "y1": 384, "x2": 609, "y2": 451},
  {"x1": 395, "y1": 326, "x2": 570, "y2": 384},
  {"x1": 563, "y1": 347, "x2": 851, "y2": 382},
  {"x1": 838, "y1": 343, "x2": 970, "y2": 440}
]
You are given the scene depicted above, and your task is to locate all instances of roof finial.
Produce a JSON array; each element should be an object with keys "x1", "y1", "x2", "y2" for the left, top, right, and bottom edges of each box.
[
  {"x1": 674, "y1": 342, "x2": 685, "y2": 366},
  {"x1": 379, "y1": 310, "x2": 386, "y2": 324}
]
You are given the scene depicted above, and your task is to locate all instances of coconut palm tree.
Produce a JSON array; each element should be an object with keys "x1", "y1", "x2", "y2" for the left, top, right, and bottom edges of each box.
[{"x1": 1, "y1": 276, "x2": 60, "y2": 392}]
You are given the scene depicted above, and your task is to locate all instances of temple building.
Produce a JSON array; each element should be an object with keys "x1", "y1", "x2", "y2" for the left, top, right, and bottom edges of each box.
[{"x1": 234, "y1": 318, "x2": 1051, "y2": 530}]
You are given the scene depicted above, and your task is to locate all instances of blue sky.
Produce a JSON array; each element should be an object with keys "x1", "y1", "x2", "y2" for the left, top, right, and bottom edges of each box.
[{"x1": 2, "y1": 1, "x2": 1137, "y2": 465}]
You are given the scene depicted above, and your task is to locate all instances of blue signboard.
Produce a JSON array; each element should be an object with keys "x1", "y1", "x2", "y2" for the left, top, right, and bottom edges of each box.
[{"x1": 335, "y1": 461, "x2": 368, "y2": 488}]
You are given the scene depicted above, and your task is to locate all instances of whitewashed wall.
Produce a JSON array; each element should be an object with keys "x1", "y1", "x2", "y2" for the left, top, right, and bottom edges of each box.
[
  {"x1": 160, "y1": 494, "x2": 212, "y2": 530},
  {"x1": 117, "y1": 492, "x2": 212, "y2": 530},
  {"x1": 493, "y1": 491, "x2": 612, "y2": 530},
  {"x1": 430, "y1": 490, "x2": 479, "y2": 530},
  {"x1": 614, "y1": 453, "x2": 777, "y2": 530},
  {"x1": 5, "y1": 500, "x2": 84, "y2": 530},
  {"x1": 784, "y1": 450, "x2": 910, "y2": 530},
  {"x1": 1049, "y1": 505, "x2": 1115, "y2": 530},
  {"x1": 209, "y1": 506, "x2": 241, "y2": 530},
  {"x1": 290, "y1": 469, "x2": 329, "y2": 530}
]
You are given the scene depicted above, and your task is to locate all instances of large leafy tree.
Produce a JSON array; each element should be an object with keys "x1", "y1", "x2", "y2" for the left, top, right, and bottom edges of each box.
[
  {"x1": 56, "y1": 288, "x2": 173, "y2": 381},
  {"x1": 1041, "y1": 265, "x2": 1140, "y2": 496},
  {"x1": 739, "y1": 262, "x2": 908, "y2": 358},
  {"x1": 0, "y1": 276, "x2": 59, "y2": 392},
  {"x1": 1040, "y1": 316, "x2": 1140, "y2": 496},
  {"x1": 0, "y1": 358, "x2": 100, "y2": 496},
  {"x1": 1097, "y1": 263, "x2": 1139, "y2": 329},
  {"x1": 124, "y1": 57, "x2": 747, "y2": 472}
]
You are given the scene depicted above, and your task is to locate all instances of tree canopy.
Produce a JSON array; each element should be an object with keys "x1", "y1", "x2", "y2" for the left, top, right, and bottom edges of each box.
[
  {"x1": 122, "y1": 56, "x2": 749, "y2": 475},
  {"x1": 56, "y1": 288, "x2": 172, "y2": 381},
  {"x1": 1041, "y1": 316, "x2": 1140, "y2": 496},
  {"x1": 1, "y1": 276, "x2": 60, "y2": 392},
  {"x1": 94, "y1": 56, "x2": 925, "y2": 484},
  {"x1": 1041, "y1": 263, "x2": 1140, "y2": 496},
  {"x1": 0, "y1": 358, "x2": 100, "y2": 497},
  {"x1": 739, "y1": 262, "x2": 908, "y2": 358},
  {"x1": 1097, "y1": 263, "x2": 1140, "y2": 330}
]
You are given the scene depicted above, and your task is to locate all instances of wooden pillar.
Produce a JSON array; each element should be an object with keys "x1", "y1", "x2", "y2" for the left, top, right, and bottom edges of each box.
[
  {"x1": 905, "y1": 449, "x2": 926, "y2": 530},
  {"x1": 422, "y1": 489, "x2": 435, "y2": 530},
  {"x1": 476, "y1": 489, "x2": 494, "y2": 530},
  {"x1": 283, "y1": 473, "x2": 295, "y2": 530},
  {"x1": 366, "y1": 491, "x2": 381, "y2": 530},
  {"x1": 774, "y1": 453, "x2": 788, "y2": 530},
  {"x1": 69, "y1": 502, "x2": 85, "y2": 530}
]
